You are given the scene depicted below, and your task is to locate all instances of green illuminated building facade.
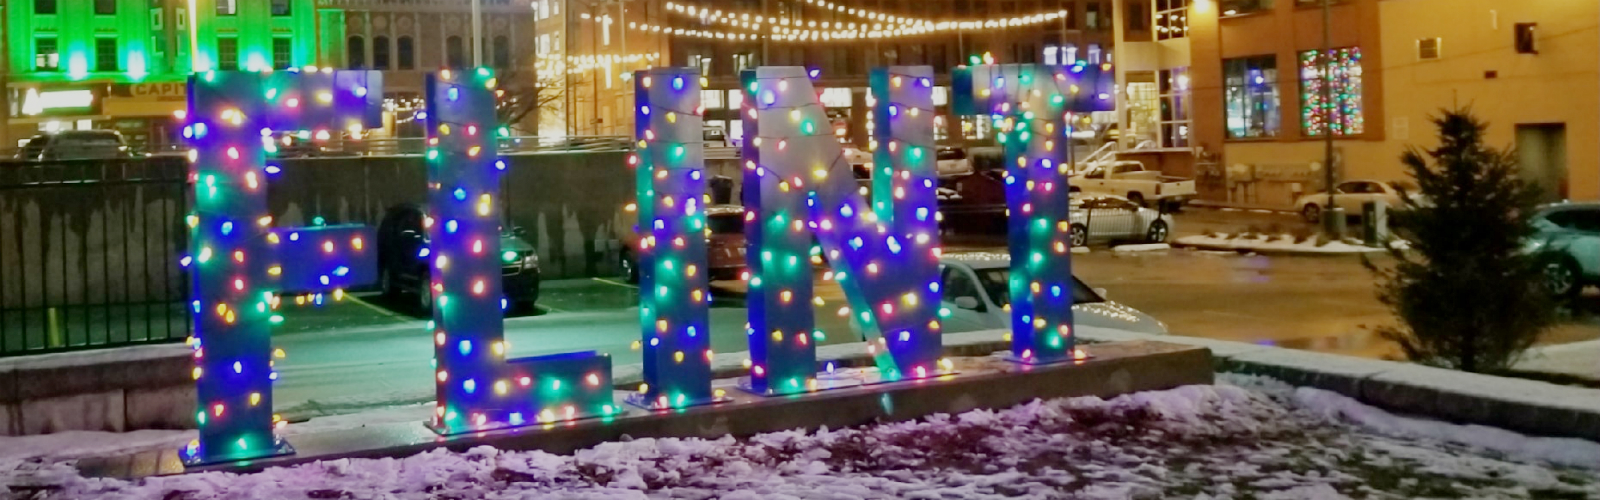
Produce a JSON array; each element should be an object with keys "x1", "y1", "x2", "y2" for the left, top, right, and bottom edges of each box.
[{"x1": 1, "y1": 0, "x2": 345, "y2": 148}]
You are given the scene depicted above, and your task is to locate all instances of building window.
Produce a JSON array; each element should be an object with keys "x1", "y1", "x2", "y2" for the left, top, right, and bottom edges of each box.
[
  {"x1": 348, "y1": 36, "x2": 367, "y2": 69},
  {"x1": 218, "y1": 37, "x2": 239, "y2": 70},
  {"x1": 271, "y1": 0, "x2": 291, "y2": 16},
  {"x1": 35, "y1": 38, "x2": 60, "y2": 71},
  {"x1": 1086, "y1": 2, "x2": 1101, "y2": 30},
  {"x1": 492, "y1": 36, "x2": 510, "y2": 69},
  {"x1": 1158, "y1": 67, "x2": 1191, "y2": 148},
  {"x1": 1417, "y1": 38, "x2": 1441, "y2": 60},
  {"x1": 152, "y1": 9, "x2": 164, "y2": 28},
  {"x1": 95, "y1": 0, "x2": 116, "y2": 15},
  {"x1": 1514, "y1": 23, "x2": 1538, "y2": 54},
  {"x1": 1062, "y1": 0, "x2": 1076, "y2": 29},
  {"x1": 273, "y1": 37, "x2": 293, "y2": 69},
  {"x1": 372, "y1": 36, "x2": 391, "y2": 69},
  {"x1": 35, "y1": 0, "x2": 57, "y2": 14},
  {"x1": 95, "y1": 38, "x2": 119, "y2": 72},
  {"x1": 1224, "y1": 55, "x2": 1279, "y2": 139},
  {"x1": 1220, "y1": 0, "x2": 1271, "y2": 17},
  {"x1": 445, "y1": 36, "x2": 465, "y2": 68},
  {"x1": 687, "y1": 54, "x2": 710, "y2": 75},
  {"x1": 733, "y1": 53, "x2": 754, "y2": 73},
  {"x1": 1156, "y1": 0, "x2": 1188, "y2": 40},
  {"x1": 217, "y1": 0, "x2": 236, "y2": 15},
  {"x1": 397, "y1": 36, "x2": 415, "y2": 70},
  {"x1": 701, "y1": 89, "x2": 725, "y2": 109},
  {"x1": 1299, "y1": 47, "x2": 1364, "y2": 136},
  {"x1": 1128, "y1": 2, "x2": 1147, "y2": 30}
]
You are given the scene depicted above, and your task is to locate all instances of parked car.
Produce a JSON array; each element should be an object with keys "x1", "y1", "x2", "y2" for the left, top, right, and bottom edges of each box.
[
  {"x1": 616, "y1": 204, "x2": 748, "y2": 283},
  {"x1": 703, "y1": 127, "x2": 727, "y2": 148},
  {"x1": 1067, "y1": 194, "x2": 1174, "y2": 247},
  {"x1": 1526, "y1": 202, "x2": 1600, "y2": 298},
  {"x1": 376, "y1": 203, "x2": 541, "y2": 314},
  {"x1": 1069, "y1": 161, "x2": 1196, "y2": 208},
  {"x1": 935, "y1": 146, "x2": 974, "y2": 178},
  {"x1": 15, "y1": 130, "x2": 131, "y2": 161},
  {"x1": 939, "y1": 252, "x2": 1168, "y2": 334},
  {"x1": 1294, "y1": 180, "x2": 1421, "y2": 223}
]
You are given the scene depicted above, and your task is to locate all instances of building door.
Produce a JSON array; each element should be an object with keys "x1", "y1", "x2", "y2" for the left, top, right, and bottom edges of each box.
[{"x1": 1516, "y1": 123, "x2": 1568, "y2": 202}]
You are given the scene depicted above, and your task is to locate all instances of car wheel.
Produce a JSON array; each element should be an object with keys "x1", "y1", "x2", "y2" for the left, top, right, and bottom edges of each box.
[
  {"x1": 620, "y1": 252, "x2": 640, "y2": 284},
  {"x1": 1127, "y1": 192, "x2": 1146, "y2": 207},
  {"x1": 1543, "y1": 257, "x2": 1581, "y2": 299},
  {"x1": 1302, "y1": 204, "x2": 1322, "y2": 224},
  {"x1": 379, "y1": 267, "x2": 400, "y2": 298},
  {"x1": 1069, "y1": 224, "x2": 1089, "y2": 248},
  {"x1": 416, "y1": 281, "x2": 435, "y2": 314},
  {"x1": 1146, "y1": 220, "x2": 1170, "y2": 243}
]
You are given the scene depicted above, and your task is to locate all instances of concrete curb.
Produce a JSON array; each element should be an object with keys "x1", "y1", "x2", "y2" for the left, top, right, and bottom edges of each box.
[
  {"x1": 78, "y1": 339, "x2": 1213, "y2": 477},
  {"x1": 1074, "y1": 328, "x2": 1600, "y2": 443}
]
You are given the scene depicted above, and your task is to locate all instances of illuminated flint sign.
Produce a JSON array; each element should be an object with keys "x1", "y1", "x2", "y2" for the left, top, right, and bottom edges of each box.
[
  {"x1": 181, "y1": 68, "x2": 382, "y2": 466},
  {"x1": 952, "y1": 62, "x2": 1114, "y2": 364},
  {"x1": 739, "y1": 65, "x2": 947, "y2": 392},
  {"x1": 423, "y1": 68, "x2": 616, "y2": 434}
]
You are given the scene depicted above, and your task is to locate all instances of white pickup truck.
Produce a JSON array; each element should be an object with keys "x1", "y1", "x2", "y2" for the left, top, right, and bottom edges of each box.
[{"x1": 1070, "y1": 161, "x2": 1197, "y2": 208}]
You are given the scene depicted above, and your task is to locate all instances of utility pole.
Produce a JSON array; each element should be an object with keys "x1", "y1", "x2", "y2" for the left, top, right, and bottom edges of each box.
[
  {"x1": 472, "y1": 0, "x2": 484, "y2": 66},
  {"x1": 1321, "y1": 0, "x2": 1342, "y2": 236}
]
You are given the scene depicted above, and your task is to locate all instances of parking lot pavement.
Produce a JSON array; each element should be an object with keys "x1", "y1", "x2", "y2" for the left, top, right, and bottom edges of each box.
[{"x1": 263, "y1": 207, "x2": 1599, "y2": 415}]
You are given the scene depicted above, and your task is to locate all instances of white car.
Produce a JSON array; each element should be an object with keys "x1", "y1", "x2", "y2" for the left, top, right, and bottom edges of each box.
[
  {"x1": 1069, "y1": 161, "x2": 1197, "y2": 208},
  {"x1": 935, "y1": 147, "x2": 974, "y2": 178},
  {"x1": 1068, "y1": 195, "x2": 1174, "y2": 247},
  {"x1": 939, "y1": 252, "x2": 1168, "y2": 335},
  {"x1": 1295, "y1": 180, "x2": 1419, "y2": 223}
]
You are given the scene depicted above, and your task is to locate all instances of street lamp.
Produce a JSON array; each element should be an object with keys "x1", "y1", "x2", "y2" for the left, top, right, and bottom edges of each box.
[{"x1": 1321, "y1": 0, "x2": 1343, "y2": 237}]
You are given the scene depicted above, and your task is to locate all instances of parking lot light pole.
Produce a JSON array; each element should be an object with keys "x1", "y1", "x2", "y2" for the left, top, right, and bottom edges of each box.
[{"x1": 1321, "y1": 0, "x2": 1345, "y2": 237}]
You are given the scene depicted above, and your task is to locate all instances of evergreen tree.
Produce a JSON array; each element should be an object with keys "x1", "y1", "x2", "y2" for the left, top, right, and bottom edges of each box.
[{"x1": 1368, "y1": 108, "x2": 1556, "y2": 373}]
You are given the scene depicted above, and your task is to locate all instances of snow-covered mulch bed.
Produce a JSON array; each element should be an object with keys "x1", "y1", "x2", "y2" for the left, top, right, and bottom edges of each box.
[
  {"x1": 5, "y1": 375, "x2": 1598, "y2": 499},
  {"x1": 1175, "y1": 233, "x2": 1396, "y2": 255}
]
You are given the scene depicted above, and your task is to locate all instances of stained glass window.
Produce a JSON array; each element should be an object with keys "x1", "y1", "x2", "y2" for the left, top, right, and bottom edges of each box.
[{"x1": 1300, "y1": 47, "x2": 1364, "y2": 137}]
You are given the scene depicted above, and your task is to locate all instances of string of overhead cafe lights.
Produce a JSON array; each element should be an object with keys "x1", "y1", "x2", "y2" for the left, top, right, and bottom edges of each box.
[{"x1": 589, "y1": 1, "x2": 1071, "y2": 43}]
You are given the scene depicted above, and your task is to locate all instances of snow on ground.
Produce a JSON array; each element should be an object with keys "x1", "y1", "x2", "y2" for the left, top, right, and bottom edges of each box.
[
  {"x1": 1175, "y1": 234, "x2": 1388, "y2": 254},
  {"x1": 4, "y1": 375, "x2": 1598, "y2": 500},
  {"x1": 1516, "y1": 339, "x2": 1600, "y2": 383}
]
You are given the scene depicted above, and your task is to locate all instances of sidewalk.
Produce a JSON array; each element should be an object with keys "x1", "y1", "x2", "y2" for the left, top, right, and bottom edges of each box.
[
  {"x1": 1517, "y1": 339, "x2": 1600, "y2": 385},
  {"x1": 1187, "y1": 199, "x2": 1299, "y2": 214}
]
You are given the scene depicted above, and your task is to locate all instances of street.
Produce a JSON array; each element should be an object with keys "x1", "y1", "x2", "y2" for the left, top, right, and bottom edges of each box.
[{"x1": 264, "y1": 208, "x2": 1600, "y2": 418}]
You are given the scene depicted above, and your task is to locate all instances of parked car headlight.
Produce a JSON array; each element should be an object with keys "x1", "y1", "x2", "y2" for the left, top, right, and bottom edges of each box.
[{"x1": 523, "y1": 253, "x2": 540, "y2": 270}]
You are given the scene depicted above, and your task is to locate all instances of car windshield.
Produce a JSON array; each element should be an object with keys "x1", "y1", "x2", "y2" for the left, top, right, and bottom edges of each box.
[
  {"x1": 706, "y1": 214, "x2": 744, "y2": 234},
  {"x1": 936, "y1": 148, "x2": 965, "y2": 160},
  {"x1": 61, "y1": 134, "x2": 121, "y2": 146},
  {"x1": 973, "y1": 268, "x2": 1103, "y2": 307}
]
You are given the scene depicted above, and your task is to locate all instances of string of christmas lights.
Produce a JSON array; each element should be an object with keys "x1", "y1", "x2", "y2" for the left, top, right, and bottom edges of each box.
[
  {"x1": 951, "y1": 62, "x2": 1113, "y2": 365},
  {"x1": 629, "y1": 68, "x2": 723, "y2": 410},
  {"x1": 659, "y1": 0, "x2": 1070, "y2": 41},
  {"x1": 423, "y1": 68, "x2": 616, "y2": 434},
  {"x1": 606, "y1": 1, "x2": 1070, "y2": 43},
  {"x1": 181, "y1": 68, "x2": 383, "y2": 465},
  {"x1": 740, "y1": 65, "x2": 949, "y2": 384}
]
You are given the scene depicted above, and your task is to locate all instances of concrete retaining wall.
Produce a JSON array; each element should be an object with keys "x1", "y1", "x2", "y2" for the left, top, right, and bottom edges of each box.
[
  {"x1": 1075, "y1": 328, "x2": 1600, "y2": 443},
  {"x1": 0, "y1": 344, "x2": 194, "y2": 436}
]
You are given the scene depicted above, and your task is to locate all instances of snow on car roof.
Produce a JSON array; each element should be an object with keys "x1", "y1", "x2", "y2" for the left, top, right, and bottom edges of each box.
[{"x1": 939, "y1": 251, "x2": 1012, "y2": 270}]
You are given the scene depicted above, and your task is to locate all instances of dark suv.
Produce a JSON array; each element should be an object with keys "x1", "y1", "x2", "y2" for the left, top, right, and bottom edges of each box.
[
  {"x1": 16, "y1": 130, "x2": 131, "y2": 160},
  {"x1": 377, "y1": 204, "x2": 541, "y2": 314}
]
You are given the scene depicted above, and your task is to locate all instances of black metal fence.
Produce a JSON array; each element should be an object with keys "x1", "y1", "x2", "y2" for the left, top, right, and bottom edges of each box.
[{"x1": 0, "y1": 158, "x2": 192, "y2": 356}]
